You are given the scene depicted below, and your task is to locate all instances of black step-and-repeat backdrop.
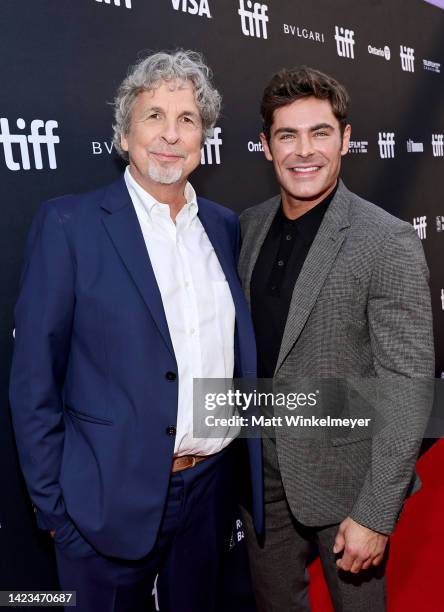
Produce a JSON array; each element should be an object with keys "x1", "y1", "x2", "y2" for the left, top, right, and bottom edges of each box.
[{"x1": 1, "y1": 0, "x2": 443, "y2": 607}]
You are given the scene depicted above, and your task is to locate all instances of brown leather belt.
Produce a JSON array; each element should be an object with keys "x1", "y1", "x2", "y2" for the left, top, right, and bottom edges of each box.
[{"x1": 171, "y1": 455, "x2": 208, "y2": 473}]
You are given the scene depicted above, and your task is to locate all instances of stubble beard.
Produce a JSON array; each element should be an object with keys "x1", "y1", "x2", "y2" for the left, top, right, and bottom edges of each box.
[{"x1": 147, "y1": 161, "x2": 184, "y2": 185}]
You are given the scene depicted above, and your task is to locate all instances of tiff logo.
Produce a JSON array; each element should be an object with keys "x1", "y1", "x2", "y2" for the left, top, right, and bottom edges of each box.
[
  {"x1": 0, "y1": 118, "x2": 59, "y2": 171},
  {"x1": 432, "y1": 134, "x2": 444, "y2": 157},
  {"x1": 413, "y1": 216, "x2": 427, "y2": 240},
  {"x1": 441, "y1": 289, "x2": 444, "y2": 311},
  {"x1": 171, "y1": 0, "x2": 211, "y2": 17},
  {"x1": 435, "y1": 216, "x2": 444, "y2": 232},
  {"x1": 96, "y1": 0, "x2": 132, "y2": 7},
  {"x1": 334, "y1": 26, "x2": 355, "y2": 59},
  {"x1": 201, "y1": 127, "x2": 222, "y2": 164},
  {"x1": 400, "y1": 46, "x2": 415, "y2": 72},
  {"x1": 377, "y1": 132, "x2": 395, "y2": 159},
  {"x1": 238, "y1": 0, "x2": 269, "y2": 39}
]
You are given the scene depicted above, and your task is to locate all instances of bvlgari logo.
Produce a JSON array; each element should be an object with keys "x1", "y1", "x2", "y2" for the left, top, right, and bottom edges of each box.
[{"x1": 283, "y1": 23, "x2": 325, "y2": 43}]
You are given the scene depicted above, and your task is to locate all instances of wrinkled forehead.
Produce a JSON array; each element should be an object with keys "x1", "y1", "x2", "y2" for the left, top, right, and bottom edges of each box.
[{"x1": 129, "y1": 79, "x2": 200, "y2": 120}]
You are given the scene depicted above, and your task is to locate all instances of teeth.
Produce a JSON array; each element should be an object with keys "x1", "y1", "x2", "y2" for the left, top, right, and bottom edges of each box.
[{"x1": 291, "y1": 166, "x2": 320, "y2": 173}]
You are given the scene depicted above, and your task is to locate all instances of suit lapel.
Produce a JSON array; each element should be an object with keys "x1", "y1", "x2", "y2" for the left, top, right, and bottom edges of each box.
[
  {"x1": 100, "y1": 177, "x2": 175, "y2": 358},
  {"x1": 275, "y1": 182, "x2": 351, "y2": 374},
  {"x1": 197, "y1": 200, "x2": 234, "y2": 288},
  {"x1": 197, "y1": 199, "x2": 247, "y2": 319},
  {"x1": 240, "y1": 195, "x2": 281, "y2": 304}
]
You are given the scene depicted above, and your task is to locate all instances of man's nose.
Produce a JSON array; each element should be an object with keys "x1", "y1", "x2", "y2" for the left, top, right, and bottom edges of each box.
[
  {"x1": 161, "y1": 119, "x2": 180, "y2": 144},
  {"x1": 295, "y1": 134, "x2": 315, "y2": 157}
]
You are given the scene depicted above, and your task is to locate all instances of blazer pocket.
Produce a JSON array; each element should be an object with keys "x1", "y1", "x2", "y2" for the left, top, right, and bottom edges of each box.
[
  {"x1": 316, "y1": 286, "x2": 357, "y2": 301},
  {"x1": 330, "y1": 433, "x2": 371, "y2": 446},
  {"x1": 64, "y1": 405, "x2": 113, "y2": 426}
]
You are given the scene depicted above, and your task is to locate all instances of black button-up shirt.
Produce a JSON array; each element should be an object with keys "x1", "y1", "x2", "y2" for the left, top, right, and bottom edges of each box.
[{"x1": 251, "y1": 186, "x2": 337, "y2": 378}]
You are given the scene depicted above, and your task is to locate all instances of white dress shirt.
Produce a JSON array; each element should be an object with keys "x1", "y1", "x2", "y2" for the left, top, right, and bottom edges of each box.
[{"x1": 124, "y1": 167, "x2": 236, "y2": 456}]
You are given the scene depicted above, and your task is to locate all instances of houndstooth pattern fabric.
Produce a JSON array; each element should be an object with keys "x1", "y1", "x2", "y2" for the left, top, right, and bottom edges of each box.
[{"x1": 239, "y1": 180, "x2": 435, "y2": 534}]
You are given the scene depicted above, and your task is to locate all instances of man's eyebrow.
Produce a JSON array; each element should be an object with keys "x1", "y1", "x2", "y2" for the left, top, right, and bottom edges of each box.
[
  {"x1": 273, "y1": 123, "x2": 335, "y2": 135},
  {"x1": 273, "y1": 127, "x2": 297, "y2": 136},
  {"x1": 311, "y1": 122, "x2": 335, "y2": 131},
  {"x1": 179, "y1": 110, "x2": 201, "y2": 119},
  {"x1": 137, "y1": 107, "x2": 200, "y2": 119},
  {"x1": 137, "y1": 105, "x2": 163, "y2": 117}
]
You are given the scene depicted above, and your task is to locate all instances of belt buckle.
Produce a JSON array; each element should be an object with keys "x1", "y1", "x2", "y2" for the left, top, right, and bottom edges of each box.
[{"x1": 190, "y1": 456, "x2": 196, "y2": 468}]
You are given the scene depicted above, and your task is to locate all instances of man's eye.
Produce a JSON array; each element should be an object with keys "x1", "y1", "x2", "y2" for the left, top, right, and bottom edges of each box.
[
  {"x1": 148, "y1": 113, "x2": 160, "y2": 120},
  {"x1": 181, "y1": 116, "x2": 194, "y2": 124},
  {"x1": 280, "y1": 133, "x2": 294, "y2": 140},
  {"x1": 314, "y1": 131, "x2": 328, "y2": 137}
]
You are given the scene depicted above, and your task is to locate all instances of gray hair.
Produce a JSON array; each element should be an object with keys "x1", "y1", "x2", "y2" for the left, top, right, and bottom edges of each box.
[{"x1": 112, "y1": 49, "x2": 221, "y2": 159}]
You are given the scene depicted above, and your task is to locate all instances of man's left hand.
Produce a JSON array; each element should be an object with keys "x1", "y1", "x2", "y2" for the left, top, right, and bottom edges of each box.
[{"x1": 333, "y1": 517, "x2": 389, "y2": 573}]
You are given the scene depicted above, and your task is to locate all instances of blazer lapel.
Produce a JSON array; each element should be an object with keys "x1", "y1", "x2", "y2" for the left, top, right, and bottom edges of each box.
[
  {"x1": 240, "y1": 195, "x2": 281, "y2": 305},
  {"x1": 274, "y1": 181, "x2": 351, "y2": 374},
  {"x1": 197, "y1": 198, "x2": 257, "y2": 377},
  {"x1": 197, "y1": 199, "x2": 246, "y2": 312},
  {"x1": 100, "y1": 177, "x2": 175, "y2": 358}
]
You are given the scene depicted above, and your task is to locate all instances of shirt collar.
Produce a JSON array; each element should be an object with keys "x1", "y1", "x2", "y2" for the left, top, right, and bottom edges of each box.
[{"x1": 124, "y1": 166, "x2": 198, "y2": 223}]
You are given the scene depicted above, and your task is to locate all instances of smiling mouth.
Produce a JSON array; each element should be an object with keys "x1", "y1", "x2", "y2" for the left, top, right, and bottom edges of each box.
[
  {"x1": 150, "y1": 151, "x2": 185, "y2": 162},
  {"x1": 288, "y1": 166, "x2": 322, "y2": 174}
]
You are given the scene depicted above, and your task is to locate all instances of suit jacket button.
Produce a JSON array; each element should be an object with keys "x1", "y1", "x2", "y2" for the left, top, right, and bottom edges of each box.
[
  {"x1": 166, "y1": 426, "x2": 176, "y2": 437},
  {"x1": 165, "y1": 371, "x2": 177, "y2": 381}
]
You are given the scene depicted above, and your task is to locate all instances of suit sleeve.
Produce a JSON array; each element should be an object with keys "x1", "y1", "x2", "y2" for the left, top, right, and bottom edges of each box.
[
  {"x1": 349, "y1": 225, "x2": 435, "y2": 534},
  {"x1": 233, "y1": 214, "x2": 241, "y2": 264},
  {"x1": 9, "y1": 201, "x2": 75, "y2": 531}
]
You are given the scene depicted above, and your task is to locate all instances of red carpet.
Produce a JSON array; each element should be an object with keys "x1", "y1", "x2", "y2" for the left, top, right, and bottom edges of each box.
[{"x1": 309, "y1": 439, "x2": 444, "y2": 611}]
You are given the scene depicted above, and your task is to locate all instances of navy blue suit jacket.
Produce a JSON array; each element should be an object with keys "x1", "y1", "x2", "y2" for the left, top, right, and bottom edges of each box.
[{"x1": 9, "y1": 176, "x2": 263, "y2": 559}]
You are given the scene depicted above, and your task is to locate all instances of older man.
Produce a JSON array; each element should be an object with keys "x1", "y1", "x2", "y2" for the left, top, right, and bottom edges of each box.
[{"x1": 10, "y1": 50, "x2": 262, "y2": 612}]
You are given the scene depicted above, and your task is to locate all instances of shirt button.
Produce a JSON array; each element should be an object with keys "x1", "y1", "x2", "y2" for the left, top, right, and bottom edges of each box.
[
  {"x1": 190, "y1": 328, "x2": 196, "y2": 335},
  {"x1": 166, "y1": 426, "x2": 176, "y2": 437},
  {"x1": 277, "y1": 260, "x2": 285, "y2": 267},
  {"x1": 165, "y1": 371, "x2": 177, "y2": 381},
  {"x1": 185, "y1": 281, "x2": 190, "y2": 288},
  {"x1": 286, "y1": 234, "x2": 292, "y2": 241}
]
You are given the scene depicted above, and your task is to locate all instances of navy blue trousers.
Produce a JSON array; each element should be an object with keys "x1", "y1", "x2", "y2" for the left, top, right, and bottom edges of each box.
[{"x1": 55, "y1": 448, "x2": 235, "y2": 612}]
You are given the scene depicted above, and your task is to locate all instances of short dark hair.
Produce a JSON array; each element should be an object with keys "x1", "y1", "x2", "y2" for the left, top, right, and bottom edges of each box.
[{"x1": 261, "y1": 66, "x2": 350, "y2": 141}]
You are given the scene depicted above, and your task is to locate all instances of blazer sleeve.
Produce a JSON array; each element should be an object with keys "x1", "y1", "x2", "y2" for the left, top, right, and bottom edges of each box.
[
  {"x1": 233, "y1": 214, "x2": 241, "y2": 264},
  {"x1": 9, "y1": 201, "x2": 75, "y2": 531},
  {"x1": 349, "y1": 224, "x2": 435, "y2": 534}
]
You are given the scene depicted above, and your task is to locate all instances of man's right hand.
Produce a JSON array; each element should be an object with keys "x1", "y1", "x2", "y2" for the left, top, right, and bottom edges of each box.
[{"x1": 50, "y1": 530, "x2": 56, "y2": 539}]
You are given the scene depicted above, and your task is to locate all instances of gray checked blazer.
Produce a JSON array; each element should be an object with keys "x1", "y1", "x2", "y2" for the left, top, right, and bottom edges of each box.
[{"x1": 239, "y1": 179, "x2": 435, "y2": 534}]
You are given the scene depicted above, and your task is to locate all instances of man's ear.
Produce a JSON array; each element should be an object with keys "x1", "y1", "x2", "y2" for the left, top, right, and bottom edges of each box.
[
  {"x1": 341, "y1": 124, "x2": 351, "y2": 156},
  {"x1": 120, "y1": 133, "x2": 129, "y2": 153},
  {"x1": 260, "y1": 132, "x2": 273, "y2": 162}
]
